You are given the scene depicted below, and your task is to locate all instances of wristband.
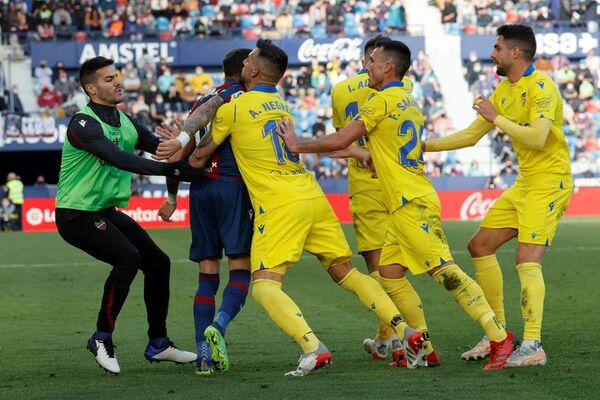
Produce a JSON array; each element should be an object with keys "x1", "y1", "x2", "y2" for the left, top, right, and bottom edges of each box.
[
  {"x1": 176, "y1": 131, "x2": 190, "y2": 147},
  {"x1": 167, "y1": 193, "x2": 177, "y2": 205}
]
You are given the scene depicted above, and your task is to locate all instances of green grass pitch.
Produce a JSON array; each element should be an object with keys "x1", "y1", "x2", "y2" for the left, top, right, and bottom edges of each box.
[{"x1": 1, "y1": 219, "x2": 599, "y2": 399}]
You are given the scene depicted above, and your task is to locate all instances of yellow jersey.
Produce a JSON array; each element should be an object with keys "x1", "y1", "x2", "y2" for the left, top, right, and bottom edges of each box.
[
  {"x1": 211, "y1": 85, "x2": 324, "y2": 213},
  {"x1": 354, "y1": 81, "x2": 435, "y2": 212},
  {"x1": 487, "y1": 65, "x2": 571, "y2": 179},
  {"x1": 331, "y1": 71, "x2": 413, "y2": 196}
]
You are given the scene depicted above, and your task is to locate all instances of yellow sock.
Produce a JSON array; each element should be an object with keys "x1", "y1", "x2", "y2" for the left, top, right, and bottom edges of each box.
[
  {"x1": 339, "y1": 268, "x2": 408, "y2": 338},
  {"x1": 516, "y1": 262, "x2": 545, "y2": 341},
  {"x1": 252, "y1": 279, "x2": 319, "y2": 353},
  {"x1": 472, "y1": 254, "x2": 506, "y2": 326},
  {"x1": 369, "y1": 271, "x2": 395, "y2": 341},
  {"x1": 433, "y1": 265, "x2": 505, "y2": 342},
  {"x1": 379, "y1": 276, "x2": 434, "y2": 354}
]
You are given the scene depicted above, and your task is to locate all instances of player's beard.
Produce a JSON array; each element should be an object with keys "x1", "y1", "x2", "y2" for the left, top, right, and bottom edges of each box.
[
  {"x1": 493, "y1": 59, "x2": 508, "y2": 76},
  {"x1": 99, "y1": 86, "x2": 124, "y2": 105}
]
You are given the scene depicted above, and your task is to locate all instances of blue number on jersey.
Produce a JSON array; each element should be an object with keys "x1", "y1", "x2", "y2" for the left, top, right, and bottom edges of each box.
[
  {"x1": 398, "y1": 120, "x2": 424, "y2": 167},
  {"x1": 345, "y1": 101, "x2": 366, "y2": 147},
  {"x1": 263, "y1": 120, "x2": 299, "y2": 165}
]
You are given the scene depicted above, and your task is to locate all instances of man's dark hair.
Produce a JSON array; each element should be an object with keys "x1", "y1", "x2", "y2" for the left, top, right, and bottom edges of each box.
[
  {"x1": 79, "y1": 56, "x2": 114, "y2": 94},
  {"x1": 223, "y1": 48, "x2": 252, "y2": 78},
  {"x1": 364, "y1": 34, "x2": 391, "y2": 60},
  {"x1": 497, "y1": 24, "x2": 536, "y2": 61},
  {"x1": 377, "y1": 40, "x2": 412, "y2": 79},
  {"x1": 256, "y1": 39, "x2": 288, "y2": 82}
]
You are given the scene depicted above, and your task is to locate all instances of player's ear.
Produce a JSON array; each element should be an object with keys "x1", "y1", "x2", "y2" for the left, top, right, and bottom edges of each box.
[{"x1": 85, "y1": 83, "x2": 96, "y2": 96}]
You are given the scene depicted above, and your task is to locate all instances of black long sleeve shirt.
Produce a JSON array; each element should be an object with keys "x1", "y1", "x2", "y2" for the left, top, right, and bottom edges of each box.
[{"x1": 66, "y1": 102, "x2": 200, "y2": 180}]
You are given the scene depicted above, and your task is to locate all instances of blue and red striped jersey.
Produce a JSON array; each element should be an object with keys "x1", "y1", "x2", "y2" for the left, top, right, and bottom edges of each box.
[{"x1": 190, "y1": 79, "x2": 245, "y2": 182}]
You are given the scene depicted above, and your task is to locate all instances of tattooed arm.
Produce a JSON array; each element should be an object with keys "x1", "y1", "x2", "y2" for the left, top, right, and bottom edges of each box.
[
  {"x1": 154, "y1": 95, "x2": 225, "y2": 160},
  {"x1": 183, "y1": 95, "x2": 225, "y2": 136},
  {"x1": 188, "y1": 129, "x2": 219, "y2": 168}
]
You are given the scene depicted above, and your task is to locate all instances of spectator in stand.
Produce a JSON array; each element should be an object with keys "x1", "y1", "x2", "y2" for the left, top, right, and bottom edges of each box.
[
  {"x1": 190, "y1": 66, "x2": 214, "y2": 95},
  {"x1": 52, "y1": 3, "x2": 72, "y2": 28},
  {"x1": 107, "y1": 12, "x2": 124, "y2": 37},
  {"x1": 467, "y1": 160, "x2": 485, "y2": 177},
  {"x1": 72, "y1": 3, "x2": 86, "y2": 31},
  {"x1": 53, "y1": 70, "x2": 78, "y2": 99},
  {"x1": 441, "y1": 0, "x2": 458, "y2": 31},
  {"x1": 121, "y1": 62, "x2": 142, "y2": 99},
  {"x1": 34, "y1": 175, "x2": 47, "y2": 187},
  {"x1": 34, "y1": 60, "x2": 53, "y2": 94},
  {"x1": 85, "y1": 6, "x2": 104, "y2": 39},
  {"x1": 37, "y1": 83, "x2": 62, "y2": 111},
  {"x1": 0, "y1": 197, "x2": 17, "y2": 231},
  {"x1": 33, "y1": 2, "x2": 53, "y2": 24},
  {"x1": 37, "y1": 20, "x2": 54, "y2": 40},
  {"x1": 157, "y1": 67, "x2": 176, "y2": 94},
  {"x1": 2, "y1": 85, "x2": 26, "y2": 115},
  {"x1": 150, "y1": 93, "x2": 168, "y2": 124}
]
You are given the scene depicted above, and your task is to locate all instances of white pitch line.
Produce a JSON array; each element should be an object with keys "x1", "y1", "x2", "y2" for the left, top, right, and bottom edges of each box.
[{"x1": 2, "y1": 246, "x2": 600, "y2": 269}]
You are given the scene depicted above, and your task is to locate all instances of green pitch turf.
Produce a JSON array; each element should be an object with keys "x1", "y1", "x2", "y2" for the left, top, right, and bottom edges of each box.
[{"x1": 1, "y1": 219, "x2": 599, "y2": 399}]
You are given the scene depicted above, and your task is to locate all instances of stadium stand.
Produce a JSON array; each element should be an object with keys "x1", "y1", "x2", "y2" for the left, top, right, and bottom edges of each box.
[{"x1": 0, "y1": 0, "x2": 598, "y2": 184}]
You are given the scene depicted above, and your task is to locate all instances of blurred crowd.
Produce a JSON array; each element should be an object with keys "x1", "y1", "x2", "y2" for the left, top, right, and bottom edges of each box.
[
  {"x1": 6, "y1": 0, "x2": 600, "y2": 184},
  {"x1": 436, "y1": 0, "x2": 600, "y2": 34},
  {"x1": 1, "y1": 0, "x2": 409, "y2": 48}
]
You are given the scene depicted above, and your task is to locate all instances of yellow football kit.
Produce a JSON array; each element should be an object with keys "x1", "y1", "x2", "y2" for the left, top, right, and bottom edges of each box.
[
  {"x1": 332, "y1": 72, "x2": 413, "y2": 252},
  {"x1": 354, "y1": 81, "x2": 451, "y2": 274},
  {"x1": 481, "y1": 65, "x2": 573, "y2": 246},
  {"x1": 211, "y1": 85, "x2": 352, "y2": 272}
]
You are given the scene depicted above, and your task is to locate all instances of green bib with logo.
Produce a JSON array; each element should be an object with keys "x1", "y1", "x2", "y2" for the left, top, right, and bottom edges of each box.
[{"x1": 55, "y1": 106, "x2": 137, "y2": 211}]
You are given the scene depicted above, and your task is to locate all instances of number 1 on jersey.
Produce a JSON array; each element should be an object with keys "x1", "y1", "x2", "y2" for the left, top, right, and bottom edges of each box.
[{"x1": 263, "y1": 120, "x2": 299, "y2": 165}]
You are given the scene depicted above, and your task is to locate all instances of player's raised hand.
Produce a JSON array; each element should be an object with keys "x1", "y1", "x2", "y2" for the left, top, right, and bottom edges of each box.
[
  {"x1": 158, "y1": 199, "x2": 176, "y2": 222},
  {"x1": 154, "y1": 122, "x2": 184, "y2": 160},
  {"x1": 472, "y1": 96, "x2": 498, "y2": 123},
  {"x1": 156, "y1": 121, "x2": 181, "y2": 139},
  {"x1": 276, "y1": 119, "x2": 299, "y2": 152}
]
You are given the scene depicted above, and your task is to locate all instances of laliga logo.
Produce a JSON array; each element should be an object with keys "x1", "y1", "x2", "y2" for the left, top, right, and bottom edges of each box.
[
  {"x1": 460, "y1": 192, "x2": 497, "y2": 220},
  {"x1": 26, "y1": 207, "x2": 56, "y2": 226},
  {"x1": 298, "y1": 38, "x2": 363, "y2": 63}
]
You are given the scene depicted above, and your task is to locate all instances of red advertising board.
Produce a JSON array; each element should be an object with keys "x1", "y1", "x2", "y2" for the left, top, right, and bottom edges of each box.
[{"x1": 22, "y1": 188, "x2": 600, "y2": 232}]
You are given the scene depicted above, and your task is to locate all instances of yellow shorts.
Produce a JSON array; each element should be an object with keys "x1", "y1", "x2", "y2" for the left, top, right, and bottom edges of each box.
[
  {"x1": 379, "y1": 193, "x2": 453, "y2": 275},
  {"x1": 350, "y1": 190, "x2": 390, "y2": 253},
  {"x1": 250, "y1": 197, "x2": 352, "y2": 273},
  {"x1": 481, "y1": 175, "x2": 572, "y2": 246}
]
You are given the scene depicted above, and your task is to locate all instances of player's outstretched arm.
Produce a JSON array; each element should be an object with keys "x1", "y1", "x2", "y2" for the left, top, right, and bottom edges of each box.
[
  {"x1": 68, "y1": 116, "x2": 202, "y2": 182},
  {"x1": 278, "y1": 119, "x2": 366, "y2": 154},
  {"x1": 154, "y1": 96, "x2": 226, "y2": 160},
  {"x1": 424, "y1": 117, "x2": 492, "y2": 152}
]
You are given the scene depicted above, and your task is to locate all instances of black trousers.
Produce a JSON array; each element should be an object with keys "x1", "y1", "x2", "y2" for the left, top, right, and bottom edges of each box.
[{"x1": 56, "y1": 207, "x2": 170, "y2": 338}]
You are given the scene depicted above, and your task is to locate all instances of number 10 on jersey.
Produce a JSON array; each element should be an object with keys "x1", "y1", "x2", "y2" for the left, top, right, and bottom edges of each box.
[{"x1": 263, "y1": 120, "x2": 299, "y2": 165}]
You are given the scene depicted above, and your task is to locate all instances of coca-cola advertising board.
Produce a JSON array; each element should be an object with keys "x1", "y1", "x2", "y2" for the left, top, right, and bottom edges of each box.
[{"x1": 22, "y1": 188, "x2": 600, "y2": 232}]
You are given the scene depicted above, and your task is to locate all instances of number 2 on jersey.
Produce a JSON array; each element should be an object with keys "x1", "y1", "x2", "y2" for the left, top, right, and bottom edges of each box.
[
  {"x1": 263, "y1": 120, "x2": 299, "y2": 165},
  {"x1": 398, "y1": 120, "x2": 424, "y2": 167}
]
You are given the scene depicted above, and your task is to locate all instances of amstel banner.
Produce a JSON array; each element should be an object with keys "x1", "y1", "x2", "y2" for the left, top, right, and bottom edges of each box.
[{"x1": 22, "y1": 188, "x2": 600, "y2": 232}]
